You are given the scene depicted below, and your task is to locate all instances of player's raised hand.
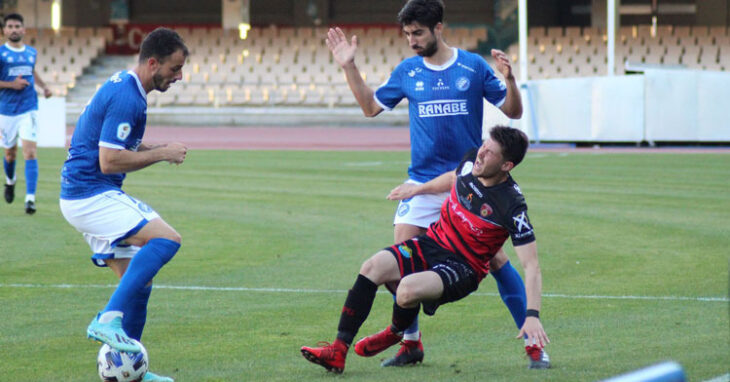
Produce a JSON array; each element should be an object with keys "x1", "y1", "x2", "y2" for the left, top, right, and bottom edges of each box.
[
  {"x1": 491, "y1": 49, "x2": 514, "y2": 79},
  {"x1": 517, "y1": 317, "x2": 550, "y2": 349},
  {"x1": 10, "y1": 76, "x2": 29, "y2": 90},
  {"x1": 163, "y1": 142, "x2": 187, "y2": 165},
  {"x1": 326, "y1": 27, "x2": 358, "y2": 68},
  {"x1": 387, "y1": 182, "x2": 421, "y2": 201}
]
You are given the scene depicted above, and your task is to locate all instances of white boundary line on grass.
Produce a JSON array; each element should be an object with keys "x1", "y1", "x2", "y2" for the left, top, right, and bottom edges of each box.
[
  {"x1": 703, "y1": 373, "x2": 730, "y2": 382},
  {"x1": 0, "y1": 283, "x2": 727, "y2": 302}
]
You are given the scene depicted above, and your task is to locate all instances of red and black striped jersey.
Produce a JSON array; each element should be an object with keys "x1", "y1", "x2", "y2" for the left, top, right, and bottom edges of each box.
[{"x1": 426, "y1": 150, "x2": 535, "y2": 280}]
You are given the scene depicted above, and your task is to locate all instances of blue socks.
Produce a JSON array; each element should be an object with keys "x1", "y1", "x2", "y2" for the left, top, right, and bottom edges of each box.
[
  {"x1": 24, "y1": 159, "x2": 37, "y2": 196},
  {"x1": 492, "y1": 260, "x2": 527, "y2": 330},
  {"x1": 123, "y1": 285, "x2": 152, "y2": 341},
  {"x1": 104, "y1": 238, "x2": 180, "y2": 313},
  {"x1": 3, "y1": 158, "x2": 15, "y2": 183}
]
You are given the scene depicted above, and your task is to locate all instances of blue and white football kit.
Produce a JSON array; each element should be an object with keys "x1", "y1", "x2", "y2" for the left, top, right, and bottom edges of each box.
[
  {"x1": 374, "y1": 48, "x2": 528, "y2": 345},
  {"x1": 375, "y1": 48, "x2": 507, "y2": 227},
  {"x1": 60, "y1": 70, "x2": 156, "y2": 265},
  {"x1": 0, "y1": 43, "x2": 39, "y2": 200},
  {"x1": 60, "y1": 70, "x2": 181, "y2": 353}
]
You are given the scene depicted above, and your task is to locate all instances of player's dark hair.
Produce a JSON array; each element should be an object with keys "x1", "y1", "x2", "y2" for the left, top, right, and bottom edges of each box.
[
  {"x1": 397, "y1": 0, "x2": 444, "y2": 31},
  {"x1": 3, "y1": 13, "x2": 24, "y2": 26},
  {"x1": 138, "y1": 27, "x2": 189, "y2": 64},
  {"x1": 489, "y1": 125, "x2": 529, "y2": 167}
]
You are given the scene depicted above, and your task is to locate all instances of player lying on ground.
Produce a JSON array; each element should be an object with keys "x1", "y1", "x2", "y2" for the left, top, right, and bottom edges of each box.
[{"x1": 301, "y1": 126, "x2": 550, "y2": 374}]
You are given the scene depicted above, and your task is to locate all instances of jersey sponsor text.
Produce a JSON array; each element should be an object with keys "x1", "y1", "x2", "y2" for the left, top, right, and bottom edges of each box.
[{"x1": 418, "y1": 99, "x2": 468, "y2": 118}]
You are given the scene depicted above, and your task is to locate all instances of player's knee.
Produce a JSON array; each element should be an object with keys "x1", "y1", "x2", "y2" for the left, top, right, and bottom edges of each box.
[
  {"x1": 359, "y1": 257, "x2": 377, "y2": 279},
  {"x1": 395, "y1": 281, "x2": 420, "y2": 307},
  {"x1": 166, "y1": 231, "x2": 182, "y2": 244}
]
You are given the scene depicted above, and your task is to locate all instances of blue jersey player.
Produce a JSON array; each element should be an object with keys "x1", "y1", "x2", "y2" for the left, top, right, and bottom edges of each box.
[
  {"x1": 60, "y1": 28, "x2": 188, "y2": 382},
  {"x1": 326, "y1": 0, "x2": 547, "y2": 368},
  {"x1": 0, "y1": 13, "x2": 52, "y2": 214}
]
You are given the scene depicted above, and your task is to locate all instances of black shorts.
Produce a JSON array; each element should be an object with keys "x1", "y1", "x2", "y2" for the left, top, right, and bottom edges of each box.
[{"x1": 385, "y1": 235, "x2": 479, "y2": 316}]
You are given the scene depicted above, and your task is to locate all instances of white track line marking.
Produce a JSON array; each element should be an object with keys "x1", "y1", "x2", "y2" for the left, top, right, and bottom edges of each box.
[{"x1": 1, "y1": 283, "x2": 726, "y2": 302}]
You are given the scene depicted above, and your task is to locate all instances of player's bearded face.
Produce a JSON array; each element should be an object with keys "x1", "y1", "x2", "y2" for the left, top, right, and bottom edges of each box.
[
  {"x1": 152, "y1": 50, "x2": 185, "y2": 92},
  {"x1": 414, "y1": 33, "x2": 438, "y2": 57},
  {"x1": 3, "y1": 22, "x2": 24, "y2": 43}
]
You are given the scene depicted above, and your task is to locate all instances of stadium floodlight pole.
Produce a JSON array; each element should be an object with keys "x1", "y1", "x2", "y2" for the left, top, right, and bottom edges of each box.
[
  {"x1": 607, "y1": 0, "x2": 616, "y2": 76},
  {"x1": 518, "y1": 0, "x2": 528, "y2": 82}
]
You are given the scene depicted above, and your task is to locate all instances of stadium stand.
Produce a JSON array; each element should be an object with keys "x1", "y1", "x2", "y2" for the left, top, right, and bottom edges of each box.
[
  {"x1": 29, "y1": 25, "x2": 727, "y2": 107},
  {"x1": 25, "y1": 27, "x2": 109, "y2": 97},
  {"x1": 509, "y1": 24, "x2": 729, "y2": 80}
]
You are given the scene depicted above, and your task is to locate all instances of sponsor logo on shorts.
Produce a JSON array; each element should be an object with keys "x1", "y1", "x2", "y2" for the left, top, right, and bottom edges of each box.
[
  {"x1": 398, "y1": 245, "x2": 412, "y2": 259},
  {"x1": 137, "y1": 201, "x2": 153, "y2": 213},
  {"x1": 418, "y1": 99, "x2": 468, "y2": 118},
  {"x1": 397, "y1": 201, "x2": 410, "y2": 217}
]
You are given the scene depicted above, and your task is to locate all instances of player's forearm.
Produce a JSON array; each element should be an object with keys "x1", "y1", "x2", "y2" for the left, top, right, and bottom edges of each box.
[
  {"x1": 418, "y1": 171, "x2": 456, "y2": 195},
  {"x1": 500, "y1": 76, "x2": 523, "y2": 119},
  {"x1": 33, "y1": 71, "x2": 48, "y2": 89},
  {"x1": 514, "y1": 241, "x2": 542, "y2": 311},
  {"x1": 342, "y1": 62, "x2": 382, "y2": 117},
  {"x1": 523, "y1": 263, "x2": 543, "y2": 311},
  {"x1": 99, "y1": 148, "x2": 167, "y2": 174},
  {"x1": 0, "y1": 80, "x2": 15, "y2": 89}
]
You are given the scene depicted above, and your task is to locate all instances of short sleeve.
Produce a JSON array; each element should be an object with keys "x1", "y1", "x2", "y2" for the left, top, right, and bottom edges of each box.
[
  {"x1": 374, "y1": 64, "x2": 405, "y2": 110},
  {"x1": 481, "y1": 59, "x2": 507, "y2": 108},
  {"x1": 99, "y1": 94, "x2": 140, "y2": 150},
  {"x1": 507, "y1": 206, "x2": 536, "y2": 246}
]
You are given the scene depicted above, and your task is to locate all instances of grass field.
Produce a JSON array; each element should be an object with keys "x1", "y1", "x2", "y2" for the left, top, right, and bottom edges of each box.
[{"x1": 1, "y1": 148, "x2": 728, "y2": 381}]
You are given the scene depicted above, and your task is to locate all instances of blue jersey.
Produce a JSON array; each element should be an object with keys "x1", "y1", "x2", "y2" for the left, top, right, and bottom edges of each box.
[
  {"x1": 0, "y1": 43, "x2": 39, "y2": 116},
  {"x1": 60, "y1": 70, "x2": 147, "y2": 199},
  {"x1": 375, "y1": 48, "x2": 507, "y2": 183}
]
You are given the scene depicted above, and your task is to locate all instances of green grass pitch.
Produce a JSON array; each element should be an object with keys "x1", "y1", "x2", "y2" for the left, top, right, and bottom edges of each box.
[{"x1": 1, "y1": 148, "x2": 728, "y2": 381}]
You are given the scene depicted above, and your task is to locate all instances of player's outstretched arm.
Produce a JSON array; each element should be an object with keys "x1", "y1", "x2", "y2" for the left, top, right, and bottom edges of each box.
[
  {"x1": 513, "y1": 241, "x2": 550, "y2": 348},
  {"x1": 99, "y1": 142, "x2": 187, "y2": 174},
  {"x1": 387, "y1": 170, "x2": 456, "y2": 200},
  {"x1": 326, "y1": 27, "x2": 382, "y2": 117},
  {"x1": 491, "y1": 49, "x2": 523, "y2": 119}
]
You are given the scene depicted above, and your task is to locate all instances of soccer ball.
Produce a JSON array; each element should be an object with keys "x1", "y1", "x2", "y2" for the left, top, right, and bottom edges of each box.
[{"x1": 97, "y1": 340, "x2": 149, "y2": 382}]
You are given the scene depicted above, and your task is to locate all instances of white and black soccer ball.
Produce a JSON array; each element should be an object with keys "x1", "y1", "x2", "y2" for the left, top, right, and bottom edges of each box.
[{"x1": 97, "y1": 340, "x2": 149, "y2": 382}]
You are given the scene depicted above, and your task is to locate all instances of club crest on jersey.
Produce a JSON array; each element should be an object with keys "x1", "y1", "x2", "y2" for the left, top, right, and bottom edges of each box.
[
  {"x1": 117, "y1": 123, "x2": 132, "y2": 140},
  {"x1": 456, "y1": 76, "x2": 470, "y2": 91},
  {"x1": 480, "y1": 203, "x2": 493, "y2": 217}
]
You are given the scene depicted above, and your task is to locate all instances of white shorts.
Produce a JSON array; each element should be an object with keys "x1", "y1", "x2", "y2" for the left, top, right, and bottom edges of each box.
[
  {"x1": 393, "y1": 179, "x2": 449, "y2": 228},
  {"x1": 60, "y1": 190, "x2": 160, "y2": 267},
  {"x1": 0, "y1": 110, "x2": 38, "y2": 148}
]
